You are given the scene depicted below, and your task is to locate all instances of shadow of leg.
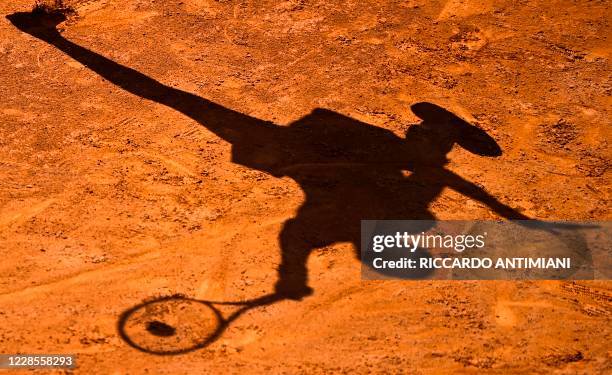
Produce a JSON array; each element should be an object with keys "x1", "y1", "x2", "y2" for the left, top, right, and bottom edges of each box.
[{"x1": 275, "y1": 218, "x2": 315, "y2": 300}]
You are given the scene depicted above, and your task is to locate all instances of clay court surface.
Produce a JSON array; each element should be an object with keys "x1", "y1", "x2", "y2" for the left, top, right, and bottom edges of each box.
[{"x1": 0, "y1": 0, "x2": 610, "y2": 373}]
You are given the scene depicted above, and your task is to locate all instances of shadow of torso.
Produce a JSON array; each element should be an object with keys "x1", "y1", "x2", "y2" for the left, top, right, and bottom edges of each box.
[{"x1": 230, "y1": 108, "x2": 450, "y2": 247}]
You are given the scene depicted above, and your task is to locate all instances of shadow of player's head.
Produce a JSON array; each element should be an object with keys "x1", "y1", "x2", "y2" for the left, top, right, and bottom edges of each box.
[{"x1": 408, "y1": 102, "x2": 502, "y2": 158}]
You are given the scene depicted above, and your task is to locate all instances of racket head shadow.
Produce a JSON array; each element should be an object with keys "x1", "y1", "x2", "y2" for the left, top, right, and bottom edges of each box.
[{"x1": 118, "y1": 295, "x2": 225, "y2": 355}]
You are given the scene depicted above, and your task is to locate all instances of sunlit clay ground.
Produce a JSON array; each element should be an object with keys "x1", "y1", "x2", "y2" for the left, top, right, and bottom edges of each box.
[{"x1": 0, "y1": 0, "x2": 610, "y2": 373}]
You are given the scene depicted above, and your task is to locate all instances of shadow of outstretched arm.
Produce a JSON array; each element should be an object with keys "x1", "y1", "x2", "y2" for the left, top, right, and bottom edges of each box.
[
  {"x1": 442, "y1": 168, "x2": 530, "y2": 220},
  {"x1": 6, "y1": 11, "x2": 271, "y2": 144}
]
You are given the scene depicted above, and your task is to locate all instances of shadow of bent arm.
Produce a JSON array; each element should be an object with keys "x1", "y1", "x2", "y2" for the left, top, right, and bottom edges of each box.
[{"x1": 442, "y1": 168, "x2": 530, "y2": 220}]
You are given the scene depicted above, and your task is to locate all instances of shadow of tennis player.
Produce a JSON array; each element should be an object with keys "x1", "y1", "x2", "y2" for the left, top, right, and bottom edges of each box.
[
  {"x1": 6, "y1": 9, "x2": 530, "y2": 298},
  {"x1": 7, "y1": 9, "x2": 531, "y2": 353}
]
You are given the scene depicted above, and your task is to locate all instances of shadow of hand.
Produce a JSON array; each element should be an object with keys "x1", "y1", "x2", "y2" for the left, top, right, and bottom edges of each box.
[{"x1": 6, "y1": 10, "x2": 67, "y2": 40}]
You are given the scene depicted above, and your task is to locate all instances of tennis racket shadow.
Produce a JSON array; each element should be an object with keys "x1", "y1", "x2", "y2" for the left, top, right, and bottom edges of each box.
[{"x1": 117, "y1": 293, "x2": 285, "y2": 355}]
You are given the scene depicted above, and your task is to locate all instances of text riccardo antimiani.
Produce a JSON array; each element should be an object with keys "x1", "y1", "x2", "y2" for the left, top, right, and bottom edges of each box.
[{"x1": 370, "y1": 232, "x2": 571, "y2": 270}]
